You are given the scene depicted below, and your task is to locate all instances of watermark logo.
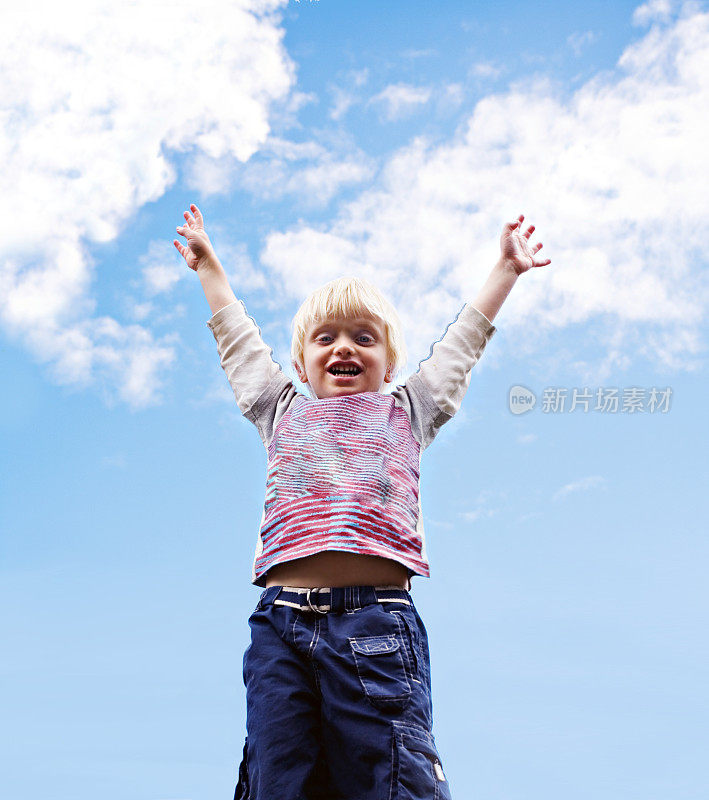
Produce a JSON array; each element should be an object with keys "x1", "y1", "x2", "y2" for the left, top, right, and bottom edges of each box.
[
  {"x1": 508, "y1": 385, "x2": 537, "y2": 415},
  {"x1": 508, "y1": 386, "x2": 673, "y2": 414}
]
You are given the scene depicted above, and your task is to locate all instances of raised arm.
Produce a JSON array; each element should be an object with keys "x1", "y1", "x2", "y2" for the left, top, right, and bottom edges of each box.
[
  {"x1": 174, "y1": 204, "x2": 237, "y2": 315},
  {"x1": 395, "y1": 214, "x2": 550, "y2": 449},
  {"x1": 175, "y1": 205, "x2": 294, "y2": 443},
  {"x1": 471, "y1": 213, "x2": 551, "y2": 322}
]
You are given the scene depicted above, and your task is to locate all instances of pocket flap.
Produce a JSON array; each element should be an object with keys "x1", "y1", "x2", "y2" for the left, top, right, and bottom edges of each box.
[
  {"x1": 400, "y1": 733, "x2": 438, "y2": 761},
  {"x1": 350, "y1": 636, "x2": 400, "y2": 656}
]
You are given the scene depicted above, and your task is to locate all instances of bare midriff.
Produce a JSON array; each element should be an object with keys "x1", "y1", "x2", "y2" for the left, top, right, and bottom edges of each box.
[{"x1": 265, "y1": 551, "x2": 410, "y2": 589}]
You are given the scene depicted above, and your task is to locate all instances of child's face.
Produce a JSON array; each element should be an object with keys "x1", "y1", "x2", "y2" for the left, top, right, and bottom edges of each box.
[{"x1": 295, "y1": 314, "x2": 393, "y2": 399}]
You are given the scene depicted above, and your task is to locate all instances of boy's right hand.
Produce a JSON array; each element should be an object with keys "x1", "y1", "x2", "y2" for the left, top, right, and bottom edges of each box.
[{"x1": 173, "y1": 204, "x2": 216, "y2": 272}]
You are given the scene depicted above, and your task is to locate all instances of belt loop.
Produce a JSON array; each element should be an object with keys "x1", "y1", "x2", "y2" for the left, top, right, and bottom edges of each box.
[
  {"x1": 259, "y1": 586, "x2": 282, "y2": 611},
  {"x1": 345, "y1": 586, "x2": 362, "y2": 612},
  {"x1": 256, "y1": 589, "x2": 267, "y2": 611}
]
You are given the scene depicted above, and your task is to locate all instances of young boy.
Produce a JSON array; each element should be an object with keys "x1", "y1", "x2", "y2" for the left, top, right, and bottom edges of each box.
[{"x1": 174, "y1": 205, "x2": 550, "y2": 800}]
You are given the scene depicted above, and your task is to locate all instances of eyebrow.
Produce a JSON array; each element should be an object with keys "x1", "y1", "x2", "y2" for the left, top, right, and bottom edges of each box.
[{"x1": 312, "y1": 319, "x2": 383, "y2": 334}]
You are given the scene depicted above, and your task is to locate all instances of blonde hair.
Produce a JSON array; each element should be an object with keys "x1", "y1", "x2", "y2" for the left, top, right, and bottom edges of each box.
[{"x1": 291, "y1": 276, "x2": 407, "y2": 385}]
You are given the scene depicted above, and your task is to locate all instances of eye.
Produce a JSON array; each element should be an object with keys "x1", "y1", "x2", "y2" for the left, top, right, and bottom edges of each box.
[{"x1": 357, "y1": 334, "x2": 374, "y2": 344}]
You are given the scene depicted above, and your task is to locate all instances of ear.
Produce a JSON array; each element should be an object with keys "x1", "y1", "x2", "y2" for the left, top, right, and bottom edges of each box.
[
  {"x1": 293, "y1": 360, "x2": 308, "y2": 384},
  {"x1": 384, "y1": 363, "x2": 395, "y2": 383}
]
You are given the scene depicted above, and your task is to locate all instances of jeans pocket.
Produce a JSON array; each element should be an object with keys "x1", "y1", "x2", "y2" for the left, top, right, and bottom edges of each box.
[
  {"x1": 349, "y1": 634, "x2": 412, "y2": 711},
  {"x1": 392, "y1": 724, "x2": 452, "y2": 800}
]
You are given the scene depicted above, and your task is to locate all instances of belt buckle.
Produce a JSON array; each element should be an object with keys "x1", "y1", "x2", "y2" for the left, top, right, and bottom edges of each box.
[{"x1": 306, "y1": 587, "x2": 328, "y2": 614}]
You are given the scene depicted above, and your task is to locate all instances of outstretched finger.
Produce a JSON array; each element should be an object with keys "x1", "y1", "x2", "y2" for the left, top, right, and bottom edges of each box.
[
  {"x1": 523, "y1": 224, "x2": 535, "y2": 239},
  {"x1": 533, "y1": 257, "x2": 551, "y2": 268},
  {"x1": 533, "y1": 242, "x2": 543, "y2": 253},
  {"x1": 190, "y1": 204, "x2": 204, "y2": 225}
]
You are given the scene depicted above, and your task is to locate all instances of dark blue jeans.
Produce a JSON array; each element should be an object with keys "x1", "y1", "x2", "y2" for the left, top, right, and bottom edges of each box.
[{"x1": 234, "y1": 585, "x2": 453, "y2": 800}]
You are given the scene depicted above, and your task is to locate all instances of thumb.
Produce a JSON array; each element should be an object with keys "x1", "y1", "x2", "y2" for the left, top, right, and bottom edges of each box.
[{"x1": 177, "y1": 224, "x2": 196, "y2": 240}]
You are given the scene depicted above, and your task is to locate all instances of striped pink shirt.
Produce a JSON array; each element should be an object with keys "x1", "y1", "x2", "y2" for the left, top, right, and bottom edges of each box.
[
  {"x1": 207, "y1": 301, "x2": 496, "y2": 586},
  {"x1": 257, "y1": 391, "x2": 426, "y2": 580}
]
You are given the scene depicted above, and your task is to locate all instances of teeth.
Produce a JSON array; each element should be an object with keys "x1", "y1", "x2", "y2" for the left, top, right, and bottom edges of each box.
[{"x1": 330, "y1": 366, "x2": 360, "y2": 375}]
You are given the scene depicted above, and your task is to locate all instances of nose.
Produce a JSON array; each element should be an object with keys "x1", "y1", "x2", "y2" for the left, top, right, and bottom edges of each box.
[{"x1": 333, "y1": 334, "x2": 355, "y2": 356}]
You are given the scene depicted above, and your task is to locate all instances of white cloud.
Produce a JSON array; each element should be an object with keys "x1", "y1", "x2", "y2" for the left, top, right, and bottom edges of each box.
[
  {"x1": 199, "y1": 134, "x2": 375, "y2": 206},
  {"x1": 567, "y1": 30, "x2": 598, "y2": 55},
  {"x1": 241, "y1": 153, "x2": 374, "y2": 206},
  {"x1": 136, "y1": 232, "x2": 267, "y2": 313},
  {"x1": 423, "y1": 516, "x2": 455, "y2": 530},
  {"x1": 552, "y1": 475, "x2": 607, "y2": 502},
  {"x1": 438, "y1": 83, "x2": 466, "y2": 112},
  {"x1": 131, "y1": 302, "x2": 155, "y2": 322},
  {"x1": 329, "y1": 88, "x2": 358, "y2": 121},
  {"x1": 460, "y1": 489, "x2": 504, "y2": 522},
  {"x1": 633, "y1": 0, "x2": 676, "y2": 25},
  {"x1": 262, "y1": 228, "x2": 363, "y2": 299},
  {"x1": 517, "y1": 433, "x2": 538, "y2": 444},
  {"x1": 260, "y1": 6, "x2": 709, "y2": 375},
  {"x1": 370, "y1": 83, "x2": 433, "y2": 120},
  {"x1": 0, "y1": 0, "x2": 293, "y2": 407},
  {"x1": 220, "y1": 242, "x2": 269, "y2": 293},
  {"x1": 141, "y1": 241, "x2": 185, "y2": 296},
  {"x1": 328, "y1": 69, "x2": 369, "y2": 121},
  {"x1": 470, "y1": 62, "x2": 501, "y2": 79},
  {"x1": 33, "y1": 315, "x2": 179, "y2": 410},
  {"x1": 400, "y1": 49, "x2": 437, "y2": 59}
]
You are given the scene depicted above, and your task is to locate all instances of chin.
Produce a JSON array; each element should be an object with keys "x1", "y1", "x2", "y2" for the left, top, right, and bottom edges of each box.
[
  {"x1": 318, "y1": 387, "x2": 359, "y2": 399},
  {"x1": 313, "y1": 380, "x2": 383, "y2": 399}
]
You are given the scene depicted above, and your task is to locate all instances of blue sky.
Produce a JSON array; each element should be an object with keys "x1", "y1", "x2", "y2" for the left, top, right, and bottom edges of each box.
[{"x1": 2, "y1": 1, "x2": 708, "y2": 798}]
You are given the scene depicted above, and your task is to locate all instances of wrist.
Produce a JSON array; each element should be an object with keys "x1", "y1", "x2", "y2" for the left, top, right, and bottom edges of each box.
[
  {"x1": 195, "y1": 251, "x2": 222, "y2": 274},
  {"x1": 494, "y1": 257, "x2": 522, "y2": 281}
]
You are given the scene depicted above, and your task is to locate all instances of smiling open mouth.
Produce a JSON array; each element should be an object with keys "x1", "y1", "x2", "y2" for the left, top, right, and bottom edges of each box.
[{"x1": 328, "y1": 366, "x2": 362, "y2": 376}]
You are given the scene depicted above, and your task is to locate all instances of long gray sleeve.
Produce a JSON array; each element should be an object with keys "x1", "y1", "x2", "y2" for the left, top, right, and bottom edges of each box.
[
  {"x1": 393, "y1": 304, "x2": 496, "y2": 449},
  {"x1": 206, "y1": 300, "x2": 297, "y2": 447}
]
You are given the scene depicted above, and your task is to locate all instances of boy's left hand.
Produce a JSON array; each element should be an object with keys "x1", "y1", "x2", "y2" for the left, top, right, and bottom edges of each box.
[{"x1": 499, "y1": 214, "x2": 551, "y2": 276}]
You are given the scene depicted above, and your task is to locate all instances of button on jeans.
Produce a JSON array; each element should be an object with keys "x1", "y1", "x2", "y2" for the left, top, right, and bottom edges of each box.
[{"x1": 234, "y1": 585, "x2": 453, "y2": 800}]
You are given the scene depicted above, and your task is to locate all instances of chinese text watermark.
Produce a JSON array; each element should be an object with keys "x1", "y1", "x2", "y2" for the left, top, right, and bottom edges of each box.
[{"x1": 508, "y1": 385, "x2": 672, "y2": 415}]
